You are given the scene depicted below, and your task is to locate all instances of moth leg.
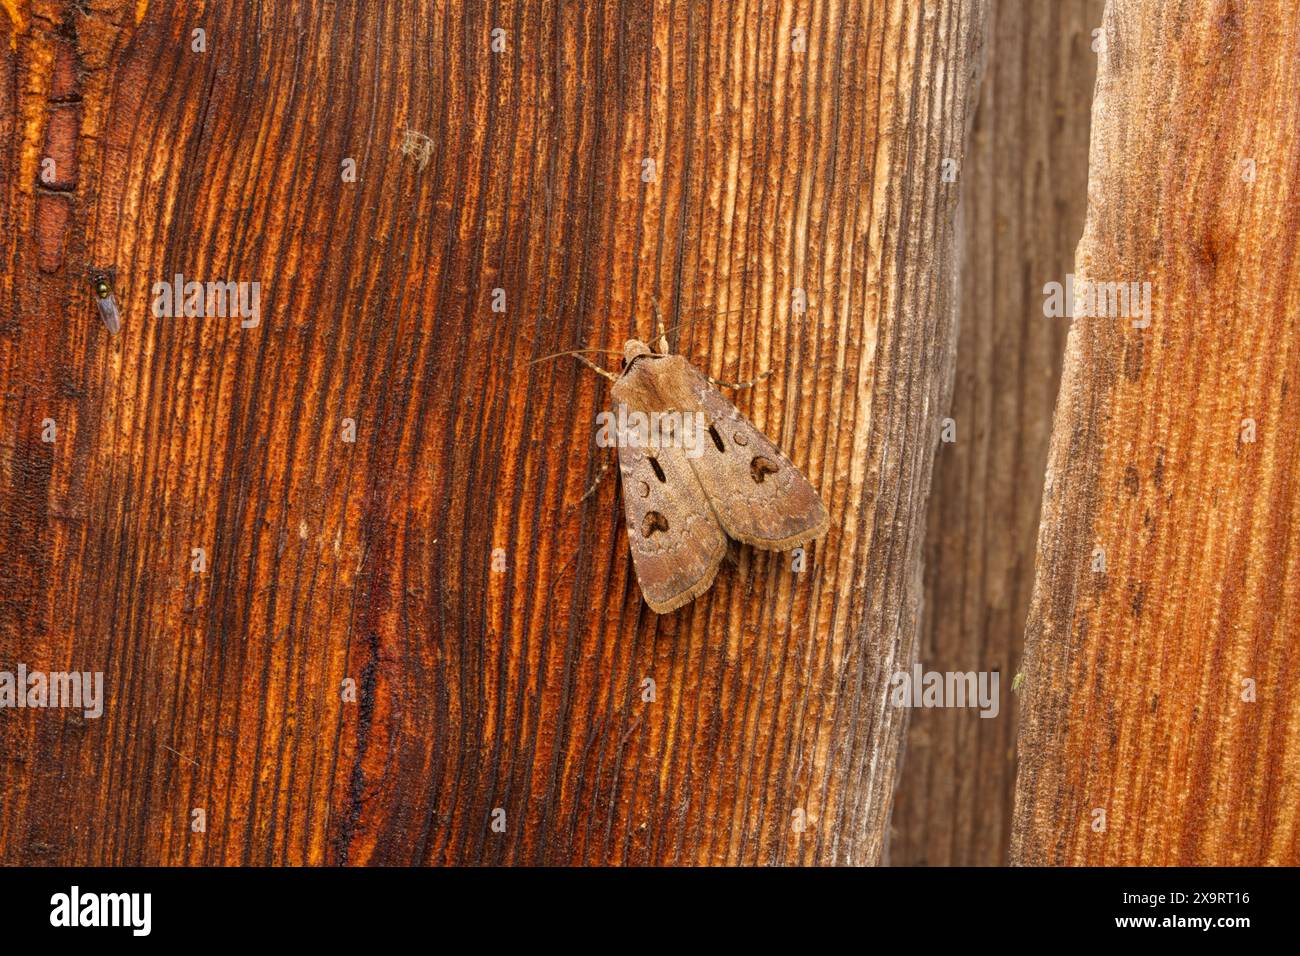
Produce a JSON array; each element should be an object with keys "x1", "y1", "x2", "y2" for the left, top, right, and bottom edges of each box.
[
  {"x1": 573, "y1": 353, "x2": 618, "y2": 382},
  {"x1": 651, "y1": 301, "x2": 669, "y2": 354},
  {"x1": 574, "y1": 450, "x2": 615, "y2": 507},
  {"x1": 706, "y1": 368, "x2": 773, "y2": 390}
]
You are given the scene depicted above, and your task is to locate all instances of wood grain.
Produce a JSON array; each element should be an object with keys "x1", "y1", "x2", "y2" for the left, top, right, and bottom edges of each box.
[
  {"x1": 1012, "y1": 0, "x2": 1300, "y2": 865},
  {"x1": 0, "y1": 0, "x2": 984, "y2": 865},
  {"x1": 888, "y1": 0, "x2": 1100, "y2": 866}
]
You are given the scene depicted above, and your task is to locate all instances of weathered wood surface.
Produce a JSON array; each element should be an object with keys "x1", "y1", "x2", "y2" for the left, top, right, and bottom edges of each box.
[
  {"x1": 0, "y1": 1, "x2": 984, "y2": 865},
  {"x1": 889, "y1": 0, "x2": 1099, "y2": 866},
  {"x1": 1012, "y1": 0, "x2": 1300, "y2": 865}
]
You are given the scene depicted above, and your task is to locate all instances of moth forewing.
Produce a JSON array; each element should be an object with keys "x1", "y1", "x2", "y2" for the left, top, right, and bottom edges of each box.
[
  {"x1": 683, "y1": 364, "x2": 829, "y2": 549},
  {"x1": 612, "y1": 436, "x2": 727, "y2": 615}
]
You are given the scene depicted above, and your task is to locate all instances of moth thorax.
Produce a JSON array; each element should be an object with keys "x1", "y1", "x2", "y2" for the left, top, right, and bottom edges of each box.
[{"x1": 624, "y1": 339, "x2": 652, "y2": 363}]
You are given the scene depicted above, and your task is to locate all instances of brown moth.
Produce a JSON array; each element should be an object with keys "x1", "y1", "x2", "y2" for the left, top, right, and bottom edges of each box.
[{"x1": 579, "y1": 319, "x2": 829, "y2": 613}]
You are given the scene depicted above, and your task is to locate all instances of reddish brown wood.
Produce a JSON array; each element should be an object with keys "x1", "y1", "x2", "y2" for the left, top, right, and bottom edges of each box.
[
  {"x1": 1012, "y1": 0, "x2": 1300, "y2": 865},
  {"x1": 0, "y1": 0, "x2": 985, "y2": 865}
]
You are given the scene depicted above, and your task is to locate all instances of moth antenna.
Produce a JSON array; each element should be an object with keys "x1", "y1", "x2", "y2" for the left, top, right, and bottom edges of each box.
[
  {"x1": 658, "y1": 305, "x2": 746, "y2": 343},
  {"x1": 656, "y1": 291, "x2": 825, "y2": 344},
  {"x1": 524, "y1": 347, "x2": 624, "y2": 368}
]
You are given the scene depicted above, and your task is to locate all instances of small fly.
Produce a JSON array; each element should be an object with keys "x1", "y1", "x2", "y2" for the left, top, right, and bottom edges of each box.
[{"x1": 89, "y1": 268, "x2": 121, "y2": 335}]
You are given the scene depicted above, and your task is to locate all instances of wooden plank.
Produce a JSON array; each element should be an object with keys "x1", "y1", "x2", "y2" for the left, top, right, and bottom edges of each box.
[
  {"x1": 888, "y1": 0, "x2": 1100, "y2": 866},
  {"x1": 0, "y1": 0, "x2": 985, "y2": 865},
  {"x1": 1012, "y1": 0, "x2": 1300, "y2": 865}
]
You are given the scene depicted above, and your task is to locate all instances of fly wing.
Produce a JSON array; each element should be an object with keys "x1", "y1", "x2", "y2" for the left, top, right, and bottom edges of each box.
[
  {"x1": 615, "y1": 435, "x2": 727, "y2": 614},
  {"x1": 97, "y1": 295, "x2": 121, "y2": 335},
  {"x1": 682, "y1": 364, "x2": 829, "y2": 550}
]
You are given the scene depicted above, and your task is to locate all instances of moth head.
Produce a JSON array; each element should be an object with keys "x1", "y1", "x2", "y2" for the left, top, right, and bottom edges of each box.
[{"x1": 623, "y1": 339, "x2": 653, "y2": 365}]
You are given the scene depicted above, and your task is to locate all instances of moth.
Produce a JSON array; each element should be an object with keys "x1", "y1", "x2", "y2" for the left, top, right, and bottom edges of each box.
[
  {"x1": 89, "y1": 268, "x2": 121, "y2": 335},
  {"x1": 572, "y1": 307, "x2": 829, "y2": 613}
]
